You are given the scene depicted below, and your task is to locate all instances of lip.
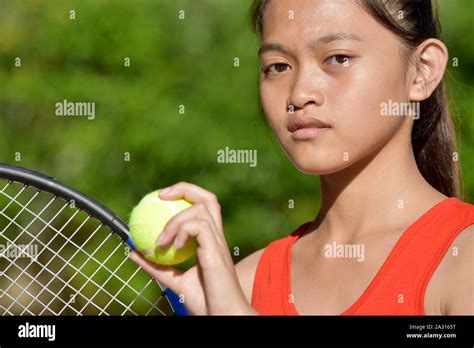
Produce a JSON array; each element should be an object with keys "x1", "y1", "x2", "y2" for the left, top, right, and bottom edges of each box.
[
  {"x1": 291, "y1": 127, "x2": 330, "y2": 140},
  {"x1": 288, "y1": 115, "x2": 331, "y2": 140}
]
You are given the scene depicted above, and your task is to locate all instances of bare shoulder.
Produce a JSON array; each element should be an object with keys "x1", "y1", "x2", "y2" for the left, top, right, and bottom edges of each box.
[
  {"x1": 426, "y1": 224, "x2": 473, "y2": 315},
  {"x1": 235, "y1": 248, "x2": 266, "y2": 303}
]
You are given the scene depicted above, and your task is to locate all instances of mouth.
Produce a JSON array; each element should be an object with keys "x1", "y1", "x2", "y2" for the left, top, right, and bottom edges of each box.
[{"x1": 287, "y1": 115, "x2": 331, "y2": 140}]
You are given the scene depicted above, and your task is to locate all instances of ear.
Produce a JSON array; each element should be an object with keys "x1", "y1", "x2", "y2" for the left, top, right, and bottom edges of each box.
[{"x1": 409, "y1": 38, "x2": 448, "y2": 102}]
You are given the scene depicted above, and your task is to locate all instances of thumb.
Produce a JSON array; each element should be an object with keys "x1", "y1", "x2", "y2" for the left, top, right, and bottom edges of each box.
[{"x1": 128, "y1": 251, "x2": 183, "y2": 293}]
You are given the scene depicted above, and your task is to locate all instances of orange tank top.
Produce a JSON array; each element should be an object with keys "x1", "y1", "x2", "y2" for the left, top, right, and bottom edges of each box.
[{"x1": 251, "y1": 197, "x2": 474, "y2": 315}]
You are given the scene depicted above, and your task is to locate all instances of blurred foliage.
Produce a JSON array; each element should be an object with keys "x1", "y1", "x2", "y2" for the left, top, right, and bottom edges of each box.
[
  {"x1": 438, "y1": 0, "x2": 474, "y2": 195},
  {"x1": 0, "y1": 0, "x2": 472, "y2": 272}
]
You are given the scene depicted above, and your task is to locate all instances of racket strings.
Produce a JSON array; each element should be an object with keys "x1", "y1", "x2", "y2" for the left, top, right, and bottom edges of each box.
[
  {"x1": 0, "y1": 180, "x2": 172, "y2": 316},
  {"x1": 1, "y1": 192, "x2": 116, "y2": 316},
  {"x1": 0, "y1": 184, "x2": 127, "y2": 315},
  {"x1": 0, "y1": 182, "x2": 167, "y2": 315}
]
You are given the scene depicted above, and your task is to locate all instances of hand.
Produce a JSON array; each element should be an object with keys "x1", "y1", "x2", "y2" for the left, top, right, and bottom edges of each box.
[{"x1": 128, "y1": 182, "x2": 256, "y2": 315}]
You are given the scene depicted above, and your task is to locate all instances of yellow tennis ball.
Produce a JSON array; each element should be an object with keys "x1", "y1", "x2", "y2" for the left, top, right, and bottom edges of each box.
[{"x1": 129, "y1": 190, "x2": 197, "y2": 265}]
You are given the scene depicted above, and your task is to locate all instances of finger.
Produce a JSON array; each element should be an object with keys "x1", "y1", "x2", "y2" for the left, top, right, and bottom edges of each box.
[
  {"x1": 159, "y1": 182, "x2": 225, "y2": 246},
  {"x1": 173, "y1": 219, "x2": 210, "y2": 250},
  {"x1": 169, "y1": 219, "x2": 220, "y2": 256},
  {"x1": 128, "y1": 251, "x2": 183, "y2": 293},
  {"x1": 156, "y1": 203, "x2": 218, "y2": 249},
  {"x1": 170, "y1": 220, "x2": 235, "y2": 280},
  {"x1": 159, "y1": 182, "x2": 223, "y2": 231}
]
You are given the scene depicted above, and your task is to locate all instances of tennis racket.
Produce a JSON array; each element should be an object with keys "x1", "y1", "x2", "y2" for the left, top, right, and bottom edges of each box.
[{"x1": 0, "y1": 163, "x2": 188, "y2": 316}]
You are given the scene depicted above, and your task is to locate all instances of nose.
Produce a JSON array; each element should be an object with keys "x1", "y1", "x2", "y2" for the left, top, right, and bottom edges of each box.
[{"x1": 287, "y1": 67, "x2": 324, "y2": 112}]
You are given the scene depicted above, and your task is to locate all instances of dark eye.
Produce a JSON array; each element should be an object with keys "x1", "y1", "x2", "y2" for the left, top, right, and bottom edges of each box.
[
  {"x1": 263, "y1": 63, "x2": 290, "y2": 75},
  {"x1": 326, "y1": 55, "x2": 351, "y2": 66}
]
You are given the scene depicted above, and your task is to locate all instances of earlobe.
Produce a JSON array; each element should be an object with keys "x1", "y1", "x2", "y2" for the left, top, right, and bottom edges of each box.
[{"x1": 409, "y1": 39, "x2": 448, "y2": 102}]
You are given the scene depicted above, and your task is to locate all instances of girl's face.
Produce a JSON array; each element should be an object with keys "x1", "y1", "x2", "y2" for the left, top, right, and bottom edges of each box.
[{"x1": 259, "y1": 0, "x2": 414, "y2": 174}]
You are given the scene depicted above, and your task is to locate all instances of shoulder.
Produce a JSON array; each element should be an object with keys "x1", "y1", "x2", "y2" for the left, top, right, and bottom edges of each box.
[
  {"x1": 443, "y1": 223, "x2": 473, "y2": 314},
  {"x1": 426, "y1": 223, "x2": 473, "y2": 314},
  {"x1": 448, "y1": 199, "x2": 474, "y2": 226},
  {"x1": 235, "y1": 248, "x2": 266, "y2": 304}
]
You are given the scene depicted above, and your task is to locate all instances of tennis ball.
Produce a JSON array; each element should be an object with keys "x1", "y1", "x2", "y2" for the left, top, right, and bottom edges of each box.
[{"x1": 129, "y1": 190, "x2": 197, "y2": 265}]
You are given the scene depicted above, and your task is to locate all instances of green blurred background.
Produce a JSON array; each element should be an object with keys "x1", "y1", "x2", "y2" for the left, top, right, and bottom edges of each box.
[{"x1": 0, "y1": 0, "x2": 472, "y2": 270}]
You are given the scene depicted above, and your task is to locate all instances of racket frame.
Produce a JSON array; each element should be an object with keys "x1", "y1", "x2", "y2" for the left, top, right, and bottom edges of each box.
[{"x1": 0, "y1": 163, "x2": 188, "y2": 316}]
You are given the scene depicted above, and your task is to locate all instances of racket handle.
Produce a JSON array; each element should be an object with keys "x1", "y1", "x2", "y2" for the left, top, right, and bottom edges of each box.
[
  {"x1": 125, "y1": 236, "x2": 136, "y2": 250},
  {"x1": 164, "y1": 288, "x2": 189, "y2": 316}
]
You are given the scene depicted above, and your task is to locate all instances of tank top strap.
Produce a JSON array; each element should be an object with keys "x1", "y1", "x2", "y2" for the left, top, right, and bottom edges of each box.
[
  {"x1": 251, "y1": 222, "x2": 311, "y2": 315},
  {"x1": 347, "y1": 198, "x2": 474, "y2": 315}
]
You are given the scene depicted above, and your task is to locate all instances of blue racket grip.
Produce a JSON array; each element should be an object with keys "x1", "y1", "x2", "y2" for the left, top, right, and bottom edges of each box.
[{"x1": 126, "y1": 236, "x2": 189, "y2": 316}]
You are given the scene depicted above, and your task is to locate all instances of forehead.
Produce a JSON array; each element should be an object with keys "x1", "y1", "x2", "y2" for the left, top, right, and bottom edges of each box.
[{"x1": 261, "y1": 0, "x2": 377, "y2": 41}]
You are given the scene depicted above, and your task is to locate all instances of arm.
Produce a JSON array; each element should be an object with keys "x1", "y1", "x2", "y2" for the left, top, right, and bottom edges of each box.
[
  {"x1": 235, "y1": 248, "x2": 265, "y2": 305},
  {"x1": 442, "y1": 225, "x2": 473, "y2": 315}
]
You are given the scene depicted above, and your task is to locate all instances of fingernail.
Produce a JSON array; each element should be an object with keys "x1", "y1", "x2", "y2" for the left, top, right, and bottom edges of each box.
[
  {"x1": 156, "y1": 231, "x2": 166, "y2": 245},
  {"x1": 173, "y1": 238, "x2": 181, "y2": 250},
  {"x1": 160, "y1": 187, "x2": 172, "y2": 195}
]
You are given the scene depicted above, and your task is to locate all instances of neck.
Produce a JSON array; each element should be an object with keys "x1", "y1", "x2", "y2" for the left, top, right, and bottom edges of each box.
[{"x1": 314, "y1": 132, "x2": 444, "y2": 241}]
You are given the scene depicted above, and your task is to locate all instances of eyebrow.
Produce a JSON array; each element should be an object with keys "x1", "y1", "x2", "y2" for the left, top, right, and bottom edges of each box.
[{"x1": 258, "y1": 32, "x2": 362, "y2": 57}]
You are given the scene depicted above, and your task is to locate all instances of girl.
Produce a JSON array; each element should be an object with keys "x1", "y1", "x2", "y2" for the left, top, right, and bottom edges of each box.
[{"x1": 130, "y1": 0, "x2": 473, "y2": 315}]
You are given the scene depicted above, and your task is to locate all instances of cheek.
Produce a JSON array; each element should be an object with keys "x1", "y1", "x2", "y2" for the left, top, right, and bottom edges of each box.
[
  {"x1": 260, "y1": 83, "x2": 287, "y2": 133},
  {"x1": 329, "y1": 60, "x2": 408, "y2": 162}
]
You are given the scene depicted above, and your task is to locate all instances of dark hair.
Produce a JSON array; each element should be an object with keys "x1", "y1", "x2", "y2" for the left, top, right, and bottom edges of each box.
[{"x1": 250, "y1": 0, "x2": 460, "y2": 198}]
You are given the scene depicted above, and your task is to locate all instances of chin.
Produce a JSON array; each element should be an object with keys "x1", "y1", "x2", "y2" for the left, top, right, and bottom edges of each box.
[{"x1": 287, "y1": 149, "x2": 352, "y2": 175}]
